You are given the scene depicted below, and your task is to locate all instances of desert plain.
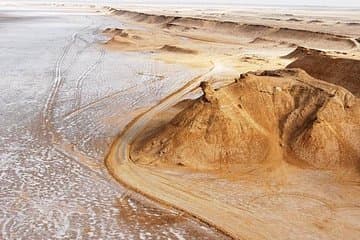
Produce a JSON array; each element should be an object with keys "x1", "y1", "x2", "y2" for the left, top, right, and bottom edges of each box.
[{"x1": 1, "y1": 1, "x2": 359, "y2": 239}]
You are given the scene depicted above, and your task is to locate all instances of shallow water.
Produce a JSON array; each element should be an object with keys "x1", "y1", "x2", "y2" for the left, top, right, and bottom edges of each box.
[{"x1": 0, "y1": 5, "x2": 228, "y2": 239}]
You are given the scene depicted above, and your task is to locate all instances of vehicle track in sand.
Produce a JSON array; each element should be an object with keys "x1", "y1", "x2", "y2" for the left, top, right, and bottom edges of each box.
[
  {"x1": 62, "y1": 63, "x2": 167, "y2": 122},
  {"x1": 42, "y1": 32, "x2": 77, "y2": 132},
  {"x1": 74, "y1": 48, "x2": 105, "y2": 110},
  {"x1": 41, "y1": 24, "x2": 106, "y2": 141},
  {"x1": 39, "y1": 26, "x2": 111, "y2": 171},
  {"x1": 41, "y1": 25, "x2": 92, "y2": 137}
]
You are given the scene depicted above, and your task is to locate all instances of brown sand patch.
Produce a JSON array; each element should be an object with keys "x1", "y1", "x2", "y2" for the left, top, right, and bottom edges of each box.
[
  {"x1": 281, "y1": 46, "x2": 325, "y2": 58},
  {"x1": 159, "y1": 44, "x2": 198, "y2": 54},
  {"x1": 103, "y1": 27, "x2": 124, "y2": 34},
  {"x1": 308, "y1": 20, "x2": 324, "y2": 23},
  {"x1": 287, "y1": 18, "x2": 303, "y2": 22},
  {"x1": 131, "y1": 69, "x2": 360, "y2": 171},
  {"x1": 249, "y1": 37, "x2": 278, "y2": 45}
]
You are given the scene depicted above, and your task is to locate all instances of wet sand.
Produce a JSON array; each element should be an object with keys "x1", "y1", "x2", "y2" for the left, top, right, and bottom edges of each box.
[{"x1": 0, "y1": 4, "x2": 228, "y2": 239}]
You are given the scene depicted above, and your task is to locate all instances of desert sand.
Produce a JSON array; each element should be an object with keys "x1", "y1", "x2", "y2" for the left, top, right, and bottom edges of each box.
[
  {"x1": 105, "y1": 5, "x2": 360, "y2": 240},
  {"x1": 1, "y1": 1, "x2": 358, "y2": 239}
]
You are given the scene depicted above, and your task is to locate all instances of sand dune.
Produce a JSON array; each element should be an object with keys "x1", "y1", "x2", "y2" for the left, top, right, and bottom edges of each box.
[
  {"x1": 281, "y1": 46, "x2": 325, "y2": 58},
  {"x1": 267, "y1": 28, "x2": 356, "y2": 50},
  {"x1": 346, "y1": 22, "x2": 360, "y2": 26},
  {"x1": 308, "y1": 20, "x2": 323, "y2": 23},
  {"x1": 110, "y1": 8, "x2": 357, "y2": 50},
  {"x1": 131, "y1": 69, "x2": 360, "y2": 171},
  {"x1": 287, "y1": 18, "x2": 303, "y2": 22},
  {"x1": 287, "y1": 53, "x2": 360, "y2": 97},
  {"x1": 159, "y1": 45, "x2": 197, "y2": 54},
  {"x1": 249, "y1": 37, "x2": 278, "y2": 45},
  {"x1": 104, "y1": 28, "x2": 130, "y2": 39}
]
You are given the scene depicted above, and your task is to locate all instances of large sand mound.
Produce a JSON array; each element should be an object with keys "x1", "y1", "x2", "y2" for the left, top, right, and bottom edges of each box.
[
  {"x1": 287, "y1": 53, "x2": 360, "y2": 96},
  {"x1": 131, "y1": 69, "x2": 360, "y2": 171}
]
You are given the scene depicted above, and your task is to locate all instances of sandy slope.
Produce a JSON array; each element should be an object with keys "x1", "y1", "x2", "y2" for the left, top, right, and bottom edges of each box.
[
  {"x1": 132, "y1": 69, "x2": 360, "y2": 171},
  {"x1": 287, "y1": 53, "x2": 360, "y2": 97},
  {"x1": 105, "y1": 6, "x2": 360, "y2": 240}
]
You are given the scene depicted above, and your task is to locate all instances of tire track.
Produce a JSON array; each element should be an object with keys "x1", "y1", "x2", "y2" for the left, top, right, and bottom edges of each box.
[
  {"x1": 74, "y1": 48, "x2": 105, "y2": 110},
  {"x1": 41, "y1": 25, "x2": 92, "y2": 136},
  {"x1": 42, "y1": 32, "x2": 77, "y2": 130},
  {"x1": 247, "y1": 192, "x2": 335, "y2": 211},
  {"x1": 79, "y1": 125, "x2": 103, "y2": 147},
  {"x1": 63, "y1": 61, "x2": 164, "y2": 121},
  {"x1": 62, "y1": 85, "x2": 138, "y2": 121}
]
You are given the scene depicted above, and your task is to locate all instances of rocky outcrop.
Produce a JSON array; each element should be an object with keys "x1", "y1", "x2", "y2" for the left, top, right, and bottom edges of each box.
[{"x1": 131, "y1": 69, "x2": 360, "y2": 171}]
